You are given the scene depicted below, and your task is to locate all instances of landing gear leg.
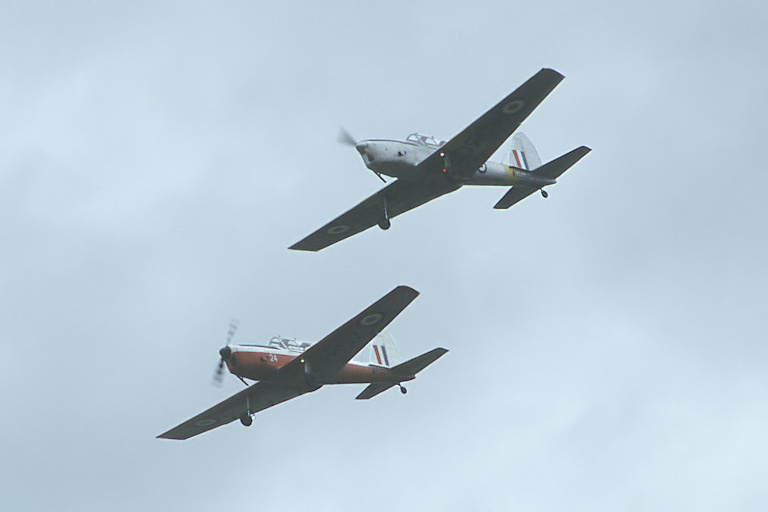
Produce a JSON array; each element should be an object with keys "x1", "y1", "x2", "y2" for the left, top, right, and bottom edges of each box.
[
  {"x1": 240, "y1": 394, "x2": 253, "y2": 426},
  {"x1": 540, "y1": 189, "x2": 549, "y2": 198},
  {"x1": 378, "y1": 196, "x2": 391, "y2": 230},
  {"x1": 398, "y1": 384, "x2": 407, "y2": 395}
]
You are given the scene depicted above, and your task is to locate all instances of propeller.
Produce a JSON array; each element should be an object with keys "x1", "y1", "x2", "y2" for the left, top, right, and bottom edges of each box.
[
  {"x1": 337, "y1": 128, "x2": 386, "y2": 183},
  {"x1": 337, "y1": 127, "x2": 357, "y2": 147},
  {"x1": 213, "y1": 318, "x2": 239, "y2": 386}
]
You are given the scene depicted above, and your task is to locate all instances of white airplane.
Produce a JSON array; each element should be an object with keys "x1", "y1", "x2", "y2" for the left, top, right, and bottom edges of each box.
[
  {"x1": 158, "y1": 286, "x2": 447, "y2": 440},
  {"x1": 290, "y1": 68, "x2": 590, "y2": 252}
]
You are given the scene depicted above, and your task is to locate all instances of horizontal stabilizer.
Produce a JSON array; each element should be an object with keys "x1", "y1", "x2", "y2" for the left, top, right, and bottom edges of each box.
[
  {"x1": 493, "y1": 146, "x2": 591, "y2": 209},
  {"x1": 493, "y1": 186, "x2": 537, "y2": 209},
  {"x1": 356, "y1": 348, "x2": 448, "y2": 400},
  {"x1": 392, "y1": 348, "x2": 449, "y2": 375},
  {"x1": 356, "y1": 382, "x2": 396, "y2": 400},
  {"x1": 532, "y1": 146, "x2": 591, "y2": 180}
]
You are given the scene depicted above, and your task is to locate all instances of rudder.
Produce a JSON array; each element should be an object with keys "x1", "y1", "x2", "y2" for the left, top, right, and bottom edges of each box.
[{"x1": 366, "y1": 331, "x2": 403, "y2": 367}]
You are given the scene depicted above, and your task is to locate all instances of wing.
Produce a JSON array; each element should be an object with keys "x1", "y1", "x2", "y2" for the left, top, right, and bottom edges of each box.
[
  {"x1": 157, "y1": 381, "x2": 311, "y2": 440},
  {"x1": 280, "y1": 286, "x2": 420, "y2": 381},
  {"x1": 289, "y1": 179, "x2": 458, "y2": 252},
  {"x1": 418, "y1": 68, "x2": 564, "y2": 180}
]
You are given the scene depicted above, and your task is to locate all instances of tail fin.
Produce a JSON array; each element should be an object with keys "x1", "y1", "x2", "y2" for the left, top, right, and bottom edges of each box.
[
  {"x1": 367, "y1": 331, "x2": 402, "y2": 367},
  {"x1": 506, "y1": 132, "x2": 541, "y2": 170},
  {"x1": 355, "y1": 348, "x2": 448, "y2": 400}
]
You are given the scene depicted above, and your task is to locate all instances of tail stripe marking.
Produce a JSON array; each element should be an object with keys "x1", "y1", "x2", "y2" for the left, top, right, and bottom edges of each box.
[
  {"x1": 520, "y1": 150, "x2": 529, "y2": 170},
  {"x1": 373, "y1": 345, "x2": 383, "y2": 365},
  {"x1": 511, "y1": 149, "x2": 523, "y2": 168},
  {"x1": 381, "y1": 346, "x2": 390, "y2": 366}
]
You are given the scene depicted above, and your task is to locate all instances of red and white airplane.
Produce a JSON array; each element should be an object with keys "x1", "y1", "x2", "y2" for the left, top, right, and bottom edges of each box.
[{"x1": 158, "y1": 286, "x2": 447, "y2": 440}]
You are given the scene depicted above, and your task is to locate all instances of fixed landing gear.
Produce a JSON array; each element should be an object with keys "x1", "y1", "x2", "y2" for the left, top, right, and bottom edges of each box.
[
  {"x1": 240, "y1": 412, "x2": 253, "y2": 427},
  {"x1": 398, "y1": 384, "x2": 407, "y2": 395},
  {"x1": 540, "y1": 189, "x2": 549, "y2": 198},
  {"x1": 378, "y1": 195, "x2": 391, "y2": 230},
  {"x1": 241, "y1": 394, "x2": 253, "y2": 426}
]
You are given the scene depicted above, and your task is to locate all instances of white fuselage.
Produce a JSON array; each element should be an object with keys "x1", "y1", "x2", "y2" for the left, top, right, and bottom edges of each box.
[{"x1": 356, "y1": 139, "x2": 555, "y2": 188}]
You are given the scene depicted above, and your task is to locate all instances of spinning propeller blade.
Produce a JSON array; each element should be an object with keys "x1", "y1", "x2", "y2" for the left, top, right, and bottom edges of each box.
[
  {"x1": 337, "y1": 127, "x2": 357, "y2": 147},
  {"x1": 338, "y1": 127, "x2": 386, "y2": 182},
  {"x1": 213, "y1": 319, "x2": 239, "y2": 386}
]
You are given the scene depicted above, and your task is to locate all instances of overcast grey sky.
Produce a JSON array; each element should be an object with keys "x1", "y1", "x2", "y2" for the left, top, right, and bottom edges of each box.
[{"x1": 2, "y1": 1, "x2": 767, "y2": 510}]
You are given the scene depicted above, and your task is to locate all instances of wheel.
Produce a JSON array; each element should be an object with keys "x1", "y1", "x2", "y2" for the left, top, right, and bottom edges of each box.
[
  {"x1": 400, "y1": 386, "x2": 407, "y2": 395},
  {"x1": 240, "y1": 412, "x2": 253, "y2": 427},
  {"x1": 378, "y1": 218, "x2": 391, "y2": 230},
  {"x1": 540, "y1": 189, "x2": 549, "y2": 198}
]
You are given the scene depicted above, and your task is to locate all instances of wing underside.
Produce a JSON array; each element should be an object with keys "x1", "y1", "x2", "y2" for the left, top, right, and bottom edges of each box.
[
  {"x1": 290, "y1": 179, "x2": 458, "y2": 252},
  {"x1": 157, "y1": 381, "x2": 312, "y2": 440}
]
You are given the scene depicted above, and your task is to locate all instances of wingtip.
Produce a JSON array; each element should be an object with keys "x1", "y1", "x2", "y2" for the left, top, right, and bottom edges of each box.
[
  {"x1": 288, "y1": 242, "x2": 317, "y2": 252},
  {"x1": 540, "y1": 67, "x2": 565, "y2": 80},
  {"x1": 394, "y1": 284, "x2": 420, "y2": 297}
]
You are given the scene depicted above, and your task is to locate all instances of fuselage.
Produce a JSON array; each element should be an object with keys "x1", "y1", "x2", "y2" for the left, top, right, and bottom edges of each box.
[
  {"x1": 225, "y1": 340, "x2": 415, "y2": 385},
  {"x1": 356, "y1": 136, "x2": 555, "y2": 188}
]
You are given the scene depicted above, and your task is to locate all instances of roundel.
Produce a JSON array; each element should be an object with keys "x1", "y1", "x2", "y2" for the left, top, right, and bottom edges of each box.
[
  {"x1": 478, "y1": 163, "x2": 487, "y2": 173},
  {"x1": 501, "y1": 100, "x2": 525, "y2": 115},
  {"x1": 196, "y1": 419, "x2": 217, "y2": 427},
  {"x1": 360, "y1": 313, "x2": 384, "y2": 326},
  {"x1": 327, "y1": 225, "x2": 349, "y2": 235}
]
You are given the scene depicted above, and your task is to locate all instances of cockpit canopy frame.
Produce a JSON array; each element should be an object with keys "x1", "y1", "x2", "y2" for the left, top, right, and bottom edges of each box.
[
  {"x1": 405, "y1": 132, "x2": 446, "y2": 148},
  {"x1": 267, "y1": 336, "x2": 311, "y2": 352}
]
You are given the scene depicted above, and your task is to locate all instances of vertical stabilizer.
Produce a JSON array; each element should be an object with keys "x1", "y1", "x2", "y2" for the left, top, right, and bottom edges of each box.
[
  {"x1": 368, "y1": 331, "x2": 402, "y2": 367},
  {"x1": 507, "y1": 132, "x2": 541, "y2": 170}
]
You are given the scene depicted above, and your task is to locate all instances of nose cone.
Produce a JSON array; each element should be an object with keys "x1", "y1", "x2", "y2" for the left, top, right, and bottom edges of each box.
[
  {"x1": 219, "y1": 346, "x2": 232, "y2": 359},
  {"x1": 355, "y1": 141, "x2": 368, "y2": 155}
]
